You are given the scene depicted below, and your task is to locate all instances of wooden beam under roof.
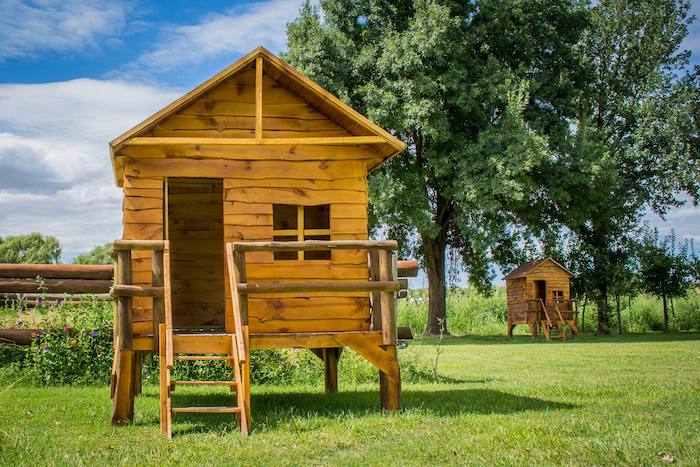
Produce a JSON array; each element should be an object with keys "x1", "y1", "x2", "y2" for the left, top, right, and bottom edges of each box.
[{"x1": 125, "y1": 136, "x2": 388, "y2": 146}]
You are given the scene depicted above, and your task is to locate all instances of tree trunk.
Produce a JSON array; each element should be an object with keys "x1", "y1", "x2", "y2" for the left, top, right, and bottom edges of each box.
[
  {"x1": 615, "y1": 293, "x2": 622, "y2": 334},
  {"x1": 422, "y1": 232, "x2": 448, "y2": 336},
  {"x1": 662, "y1": 292, "x2": 669, "y2": 332},
  {"x1": 596, "y1": 291, "x2": 611, "y2": 336},
  {"x1": 627, "y1": 295, "x2": 633, "y2": 332},
  {"x1": 581, "y1": 294, "x2": 588, "y2": 333},
  {"x1": 670, "y1": 297, "x2": 677, "y2": 330}
]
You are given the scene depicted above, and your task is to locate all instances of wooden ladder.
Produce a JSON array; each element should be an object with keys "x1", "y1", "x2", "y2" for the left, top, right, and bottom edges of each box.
[
  {"x1": 539, "y1": 299, "x2": 566, "y2": 342},
  {"x1": 156, "y1": 239, "x2": 249, "y2": 438},
  {"x1": 159, "y1": 327, "x2": 249, "y2": 437}
]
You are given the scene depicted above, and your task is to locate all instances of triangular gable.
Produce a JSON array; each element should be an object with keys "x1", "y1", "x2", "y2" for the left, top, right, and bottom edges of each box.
[
  {"x1": 503, "y1": 258, "x2": 575, "y2": 280},
  {"x1": 110, "y1": 47, "x2": 405, "y2": 184}
]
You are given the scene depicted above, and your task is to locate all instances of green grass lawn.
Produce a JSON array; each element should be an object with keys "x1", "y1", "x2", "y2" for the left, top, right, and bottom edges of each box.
[{"x1": 1, "y1": 333, "x2": 699, "y2": 465}]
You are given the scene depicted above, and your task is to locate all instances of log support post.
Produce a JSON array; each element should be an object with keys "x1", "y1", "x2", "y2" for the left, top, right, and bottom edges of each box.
[
  {"x1": 378, "y1": 250, "x2": 400, "y2": 411},
  {"x1": 323, "y1": 347, "x2": 341, "y2": 394},
  {"x1": 379, "y1": 344, "x2": 400, "y2": 411},
  {"x1": 112, "y1": 249, "x2": 136, "y2": 425},
  {"x1": 151, "y1": 250, "x2": 164, "y2": 352}
]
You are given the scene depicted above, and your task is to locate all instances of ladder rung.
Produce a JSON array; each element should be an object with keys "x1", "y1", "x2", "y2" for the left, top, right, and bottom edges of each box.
[
  {"x1": 172, "y1": 381, "x2": 238, "y2": 386},
  {"x1": 172, "y1": 406, "x2": 241, "y2": 414},
  {"x1": 175, "y1": 355, "x2": 231, "y2": 361}
]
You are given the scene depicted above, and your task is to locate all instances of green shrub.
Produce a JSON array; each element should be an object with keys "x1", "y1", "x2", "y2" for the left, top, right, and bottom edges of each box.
[
  {"x1": 0, "y1": 344, "x2": 27, "y2": 368},
  {"x1": 398, "y1": 287, "x2": 507, "y2": 336},
  {"x1": 25, "y1": 298, "x2": 113, "y2": 385}
]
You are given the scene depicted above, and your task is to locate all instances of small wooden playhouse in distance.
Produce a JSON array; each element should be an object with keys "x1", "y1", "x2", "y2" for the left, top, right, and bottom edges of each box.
[
  {"x1": 108, "y1": 47, "x2": 409, "y2": 436},
  {"x1": 504, "y1": 258, "x2": 579, "y2": 341}
]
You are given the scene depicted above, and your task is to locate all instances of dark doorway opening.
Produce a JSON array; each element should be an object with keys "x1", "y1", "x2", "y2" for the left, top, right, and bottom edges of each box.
[{"x1": 167, "y1": 178, "x2": 225, "y2": 330}]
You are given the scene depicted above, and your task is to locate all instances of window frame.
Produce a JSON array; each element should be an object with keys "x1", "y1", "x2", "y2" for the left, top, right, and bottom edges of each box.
[{"x1": 272, "y1": 204, "x2": 331, "y2": 261}]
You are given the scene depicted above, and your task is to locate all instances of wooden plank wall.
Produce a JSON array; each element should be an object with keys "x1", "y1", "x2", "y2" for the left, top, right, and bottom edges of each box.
[
  {"x1": 168, "y1": 178, "x2": 225, "y2": 329},
  {"x1": 118, "y1": 61, "x2": 379, "y2": 336},
  {"x1": 222, "y1": 160, "x2": 371, "y2": 334},
  {"x1": 147, "y1": 67, "x2": 351, "y2": 139},
  {"x1": 525, "y1": 261, "x2": 571, "y2": 310},
  {"x1": 506, "y1": 278, "x2": 528, "y2": 323},
  {"x1": 122, "y1": 176, "x2": 164, "y2": 336}
]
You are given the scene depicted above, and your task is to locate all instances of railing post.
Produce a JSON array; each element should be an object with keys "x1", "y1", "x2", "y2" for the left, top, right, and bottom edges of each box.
[
  {"x1": 116, "y1": 250, "x2": 132, "y2": 351},
  {"x1": 369, "y1": 250, "x2": 382, "y2": 330},
  {"x1": 151, "y1": 250, "x2": 164, "y2": 352},
  {"x1": 233, "y1": 251, "x2": 248, "y2": 326},
  {"x1": 379, "y1": 249, "x2": 396, "y2": 345}
]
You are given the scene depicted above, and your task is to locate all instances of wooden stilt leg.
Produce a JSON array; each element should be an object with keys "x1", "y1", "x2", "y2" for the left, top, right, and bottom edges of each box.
[
  {"x1": 158, "y1": 324, "x2": 170, "y2": 437},
  {"x1": 111, "y1": 349, "x2": 136, "y2": 425},
  {"x1": 507, "y1": 322, "x2": 515, "y2": 338},
  {"x1": 110, "y1": 349, "x2": 119, "y2": 399},
  {"x1": 568, "y1": 320, "x2": 579, "y2": 337},
  {"x1": 528, "y1": 322, "x2": 538, "y2": 338},
  {"x1": 323, "y1": 348, "x2": 340, "y2": 394},
  {"x1": 134, "y1": 353, "x2": 143, "y2": 396},
  {"x1": 379, "y1": 345, "x2": 400, "y2": 412},
  {"x1": 242, "y1": 327, "x2": 252, "y2": 430}
]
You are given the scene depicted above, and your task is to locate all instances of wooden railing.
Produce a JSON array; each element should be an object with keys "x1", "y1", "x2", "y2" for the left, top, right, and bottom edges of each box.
[
  {"x1": 110, "y1": 240, "x2": 170, "y2": 354},
  {"x1": 225, "y1": 240, "x2": 400, "y2": 346}
]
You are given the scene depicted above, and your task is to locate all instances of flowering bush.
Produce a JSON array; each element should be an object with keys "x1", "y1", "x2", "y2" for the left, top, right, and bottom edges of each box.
[
  {"x1": 3, "y1": 295, "x2": 437, "y2": 386},
  {"x1": 23, "y1": 298, "x2": 114, "y2": 385}
]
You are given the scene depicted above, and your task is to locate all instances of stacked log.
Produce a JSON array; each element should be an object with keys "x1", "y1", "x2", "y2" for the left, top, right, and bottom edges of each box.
[{"x1": 0, "y1": 264, "x2": 113, "y2": 295}]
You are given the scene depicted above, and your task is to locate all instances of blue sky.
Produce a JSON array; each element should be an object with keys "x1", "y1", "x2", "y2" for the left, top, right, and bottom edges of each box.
[{"x1": 0, "y1": 0, "x2": 698, "y2": 269}]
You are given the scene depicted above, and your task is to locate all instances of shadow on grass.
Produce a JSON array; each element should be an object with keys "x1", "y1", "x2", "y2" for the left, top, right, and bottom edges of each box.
[
  {"x1": 166, "y1": 387, "x2": 574, "y2": 435},
  {"x1": 412, "y1": 332, "x2": 700, "y2": 346}
]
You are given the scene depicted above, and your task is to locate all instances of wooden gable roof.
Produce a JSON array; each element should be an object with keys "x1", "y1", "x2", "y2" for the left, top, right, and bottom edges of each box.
[
  {"x1": 502, "y1": 258, "x2": 575, "y2": 280},
  {"x1": 110, "y1": 47, "x2": 406, "y2": 186}
]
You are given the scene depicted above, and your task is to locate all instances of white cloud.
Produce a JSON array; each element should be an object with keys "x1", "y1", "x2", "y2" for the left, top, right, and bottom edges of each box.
[
  {"x1": 0, "y1": 0, "x2": 128, "y2": 60},
  {"x1": 0, "y1": 79, "x2": 180, "y2": 260},
  {"x1": 133, "y1": 0, "x2": 304, "y2": 73}
]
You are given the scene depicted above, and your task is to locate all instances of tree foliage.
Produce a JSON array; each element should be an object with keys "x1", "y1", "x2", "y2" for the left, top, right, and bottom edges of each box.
[
  {"x1": 0, "y1": 233, "x2": 61, "y2": 264},
  {"x1": 73, "y1": 243, "x2": 112, "y2": 265},
  {"x1": 636, "y1": 229, "x2": 696, "y2": 331},
  {"x1": 286, "y1": 0, "x2": 590, "y2": 334},
  {"x1": 530, "y1": 0, "x2": 699, "y2": 334}
]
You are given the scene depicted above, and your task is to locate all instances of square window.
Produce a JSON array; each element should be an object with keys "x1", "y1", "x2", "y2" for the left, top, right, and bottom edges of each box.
[
  {"x1": 303, "y1": 234, "x2": 331, "y2": 260},
  {"x1": 273, "y1": 235, "x2": 298, "y2": 260},
  {"x1": 304, "y1": 205, "x2": 330, "y2": 229},
  {"x1": 272, "y1": 204, "x2": 331, "y2": 261},
  {"x1": 273, "y1": 204, "x2": 297, "y2": 230}
]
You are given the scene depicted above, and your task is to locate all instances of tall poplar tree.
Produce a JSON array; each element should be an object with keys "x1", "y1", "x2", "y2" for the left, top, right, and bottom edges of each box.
[{"x1": 529, "y1": 0, "x2": 699, "y2": 334}]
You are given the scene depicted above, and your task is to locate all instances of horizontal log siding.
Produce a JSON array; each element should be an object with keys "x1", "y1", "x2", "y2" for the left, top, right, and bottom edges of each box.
[
  {"x1": 525, "y1": 262, "x2": 572, "y2": 310},
  {"x1": 223, "y1": 163, "x2": 371, "y2": 334},
  {"x1": 148, "y1": 69, "x2": 352, "y2": 139},
  {"x1": 120, "y1": 64, "x2": 379, "y2": 335},
  {"x1": 506, "y1": 278, "x2": 529, "y2": 323}
]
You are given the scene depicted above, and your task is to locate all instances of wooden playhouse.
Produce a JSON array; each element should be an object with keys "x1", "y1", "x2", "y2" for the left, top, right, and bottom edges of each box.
[
  {"x1": 108, "y1": 47, "x2": 410, "y2": 436},
  {"x1": 504, "y1": 258, "x2": 578, "y2": 341}
]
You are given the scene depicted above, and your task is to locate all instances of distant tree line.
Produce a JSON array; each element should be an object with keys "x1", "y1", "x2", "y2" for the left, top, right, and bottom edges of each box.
[
  {"x1": 0, "y1": 234, "x2": 111, "y2": 265},
  {"x1": 285, "y1": 0, "x2": 700, "y2": 335}
]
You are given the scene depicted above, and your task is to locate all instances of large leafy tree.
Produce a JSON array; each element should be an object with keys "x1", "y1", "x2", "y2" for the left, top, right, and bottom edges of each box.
[
  {"x1": 286, "y1": 0, "x2": 589, "y2": 334},
  {"x1": 0, "y1": 233, "x2": 61, "y2": 264},
  {"x1": 529, "y1": 0, "x2": 699, "y2": 334}
]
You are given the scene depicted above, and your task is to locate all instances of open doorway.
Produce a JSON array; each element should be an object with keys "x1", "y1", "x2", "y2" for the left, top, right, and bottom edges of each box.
[
  {"x1": 534, "y1": 280, "x2": 547, "y2": 306},
  {"x1": 167, "y1": 178, "x2": 225, "y2": 330}
]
